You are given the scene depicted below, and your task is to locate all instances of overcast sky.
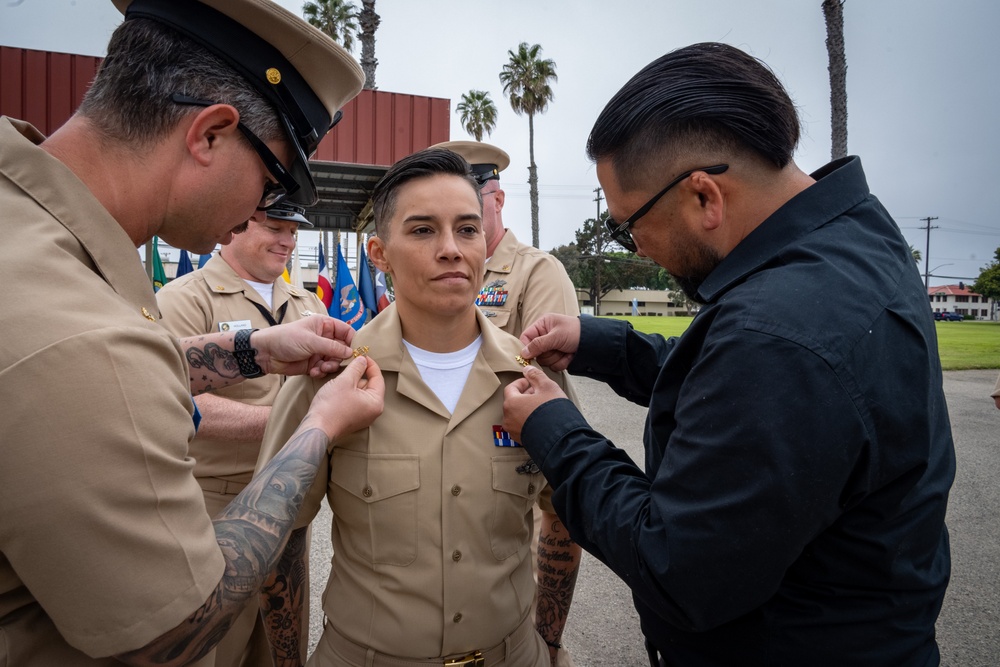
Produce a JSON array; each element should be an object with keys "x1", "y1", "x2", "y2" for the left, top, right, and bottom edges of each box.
[{"x1": 2, "y1": 0, "x2": 998, "y2": 287}]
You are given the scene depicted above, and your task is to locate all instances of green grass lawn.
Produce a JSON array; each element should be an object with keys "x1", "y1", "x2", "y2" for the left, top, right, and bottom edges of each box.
[{"x1": 605, "y1": 316, "x2": 1000, "y2": 371}]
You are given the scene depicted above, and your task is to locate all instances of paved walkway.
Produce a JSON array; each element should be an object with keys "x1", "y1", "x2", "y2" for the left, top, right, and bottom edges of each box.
[{"x1": 306, "y1": 370, "x2": 1000, "y2": 665}]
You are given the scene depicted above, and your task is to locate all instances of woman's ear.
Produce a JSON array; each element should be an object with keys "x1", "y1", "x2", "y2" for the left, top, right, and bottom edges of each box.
[{"x1": 367, "y1": 235, "x2": 390, "y2": 273}]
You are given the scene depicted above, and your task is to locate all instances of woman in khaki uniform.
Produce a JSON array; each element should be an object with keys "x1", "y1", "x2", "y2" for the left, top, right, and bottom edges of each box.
[{"x1": 257, "y1": 149, "x2": 578, "y2": 666}]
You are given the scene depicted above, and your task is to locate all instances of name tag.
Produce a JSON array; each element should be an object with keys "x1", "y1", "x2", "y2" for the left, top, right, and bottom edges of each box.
[{"x1": 218, "y1": 319, "x2": 253, "y2": 332}]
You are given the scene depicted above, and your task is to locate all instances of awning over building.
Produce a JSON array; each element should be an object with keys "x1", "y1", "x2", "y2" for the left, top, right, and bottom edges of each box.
[{"x1": 307, "y1": 160, "x2": 385, "y2": 232}]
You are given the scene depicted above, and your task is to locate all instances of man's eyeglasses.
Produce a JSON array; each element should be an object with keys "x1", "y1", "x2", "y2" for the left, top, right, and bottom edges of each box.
[
  {"x1": 171, "y1": 93, "x2": 299, "y2": 210},
  {"x1": 605, "y1": 164, "x2": 729, "y2": 252}
]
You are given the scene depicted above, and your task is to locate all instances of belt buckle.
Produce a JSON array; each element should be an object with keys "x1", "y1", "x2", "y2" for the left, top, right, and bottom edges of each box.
[{"x1": 444, "y1": 651, "x2": 484, "y2": 667}]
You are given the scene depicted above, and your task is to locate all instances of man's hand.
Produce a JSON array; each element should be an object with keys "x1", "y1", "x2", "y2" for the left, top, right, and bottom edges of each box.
[
  {"x1": 503, "y1": 366, "x2": 567, "y2": 443},
  {"x1": 519, "y1": 314, "x2": 581, "y2": 372},
  {"x1": 301, "y1": 355, "x2": 385, "y2": 441},
  {"x1": 253, "y1": 315, "x2": 355, "y2": 378},
  {"x1": 994, "y1": 396, "x2": 1000, "y2": 410}
]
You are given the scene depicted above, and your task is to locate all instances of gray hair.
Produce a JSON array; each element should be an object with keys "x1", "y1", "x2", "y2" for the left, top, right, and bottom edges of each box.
[{"x1": 79, "y1": 18, "x2": 281, "y2": 147}]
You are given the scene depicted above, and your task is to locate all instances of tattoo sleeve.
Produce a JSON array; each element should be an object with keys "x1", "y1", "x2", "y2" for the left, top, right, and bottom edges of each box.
[
  {"x1": 114, "y1": 428, "x2": 328, "y2": 667},
  {"x1": 261, "y1": 527, "x2": 309, "y2": 667},
  {"x1": 535, "y1": 512, "x2": 582, "y2": 648}
]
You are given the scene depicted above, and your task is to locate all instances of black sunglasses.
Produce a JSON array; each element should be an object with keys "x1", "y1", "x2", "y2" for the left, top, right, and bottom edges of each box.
[
  {"x1": 605, "y1": 164, "x2": 729, "y2": 252},
  {"x1": 170, "y1": 93, "x2": 300, "y2": 210}
]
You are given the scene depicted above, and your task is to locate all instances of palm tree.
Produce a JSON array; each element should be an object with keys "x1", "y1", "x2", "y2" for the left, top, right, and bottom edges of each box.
[
  {"x1": 910, "y1": 245, "x2": 922, "y2": 263},
  {"x1": 303, "y1": 0, "x2": 358, "y2": 53},
  {"x1": 457, "y1": 90, "x2": 498, "y2": 142},
  {"x1": 823, "y1": 0, "x2": 848, "y2": 160},
  {"x1": 500, "y1": 42, "x2": 557, "y2": 248},
  {"x1": 358, "y1": 0, "x2": 379, "y2": 89}
]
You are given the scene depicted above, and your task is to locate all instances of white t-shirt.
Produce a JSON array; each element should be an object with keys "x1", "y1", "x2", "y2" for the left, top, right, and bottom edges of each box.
[
  {"x1": 245, "y1": 280, "x2": 274, "y2": 309},
  {"x1": 402, "y1": 336, "x2": 483, "y2": 414}
]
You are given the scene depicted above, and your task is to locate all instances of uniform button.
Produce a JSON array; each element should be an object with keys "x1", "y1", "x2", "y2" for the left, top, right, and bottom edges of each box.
[
  {"x1": 453, "y1": 612, "x2": 462, "y2": 623},
  {"x1": 362, "y1": 486, "x2": 373, "y2": 498},
  {"x1": 527, "y1": 484, "x2": 536, "y2": 495},
  {"x1": 451, "y1": 485, "x2": 461, "y2": 496},
  {"x1": 452, "y1": 550, "x2": 462, "y2": 562}
]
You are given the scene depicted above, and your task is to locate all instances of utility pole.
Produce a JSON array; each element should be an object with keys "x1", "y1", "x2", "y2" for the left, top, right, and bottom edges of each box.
[
  {"x1": 593, "y1": 187, "x2": 604, "y2": 316},
  {"x1": 920, "y1": 216, "x2": 939, "y2": 290}
]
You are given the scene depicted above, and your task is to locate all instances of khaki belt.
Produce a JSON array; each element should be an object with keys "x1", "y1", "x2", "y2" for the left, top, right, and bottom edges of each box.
[
  {"x1": 197, "y1": 477, "x2": 249, "y2": 496},
  {"x1": 324, "y1": 611, "x2": 534, "y2": 667}
]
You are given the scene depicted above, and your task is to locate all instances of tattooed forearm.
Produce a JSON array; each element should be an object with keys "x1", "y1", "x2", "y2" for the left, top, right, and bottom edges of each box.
[
  {"x1": 261, "y1": 527, "x2": 309, "y2": 667},
  {"x1": 535, "y1": 514, "x2": 582, "y2": 648},
  {"x1": 180, "y1": 334, "x2": 244, "y2": 395},
  {"x1": 114, "y1": 428, "x2": 328, "y2": 667}
]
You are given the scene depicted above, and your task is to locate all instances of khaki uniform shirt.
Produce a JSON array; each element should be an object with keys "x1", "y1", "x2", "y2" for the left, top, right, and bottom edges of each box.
[
  {"x1": 0, "y1": 118, "x2": 223, "y2": 664},
  {"x1": 478, "y1": 228, "x2": 580, "y2": 337},
  {"x1": 259, "y1": 305, "x2": 559, "y2": 658},
  {"x1": 157, "y1": 254, "x2": 326, "y2": 503},
  {"x1": 479, "y1": 228, "x2": 580, "y2": 402}
]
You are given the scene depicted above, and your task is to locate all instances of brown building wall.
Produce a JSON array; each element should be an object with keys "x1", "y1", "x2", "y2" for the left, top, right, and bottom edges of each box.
[{"x1": 0, "y1": 46, "x2": 449, "y2": 166}]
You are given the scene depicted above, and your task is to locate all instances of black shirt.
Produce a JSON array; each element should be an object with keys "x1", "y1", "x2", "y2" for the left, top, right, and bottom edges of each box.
[{"x1": 523, "y1": 157, "x2": 955, "y2": 666}]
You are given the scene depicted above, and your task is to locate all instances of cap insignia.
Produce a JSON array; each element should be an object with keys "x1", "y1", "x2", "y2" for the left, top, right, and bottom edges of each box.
[{"x1": 266, "y1": 68, "x2": 282, "y2": 85}]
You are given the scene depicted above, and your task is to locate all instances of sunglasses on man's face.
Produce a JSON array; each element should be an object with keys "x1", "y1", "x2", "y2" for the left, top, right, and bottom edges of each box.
[
  {"x1": 605, "y1": 164, "x2": 729, "y2": 252},
  {"x1": 170, "y1": 93, "x2": 300, "y2": 210}
]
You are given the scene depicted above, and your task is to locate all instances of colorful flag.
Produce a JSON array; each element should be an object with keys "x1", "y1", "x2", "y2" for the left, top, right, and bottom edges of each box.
[
  {"x1": 151, "y1": 236, "x2": 167, "y2": 292},
  {"x1": 335, "y1": 243, "x2": 364, "y2": 330},
  {"x1": 357, "y1": 246, "x2": 377, "y2": 317},
  {"x1": 175, "y1": 249, "x2": 194, "y2": 278},
  {"x1": 315, "y1": 241, "x2": 333, "y2": 312},
  {"x1": 374, "y1": 268, "x2": 391, "y2": 312}
]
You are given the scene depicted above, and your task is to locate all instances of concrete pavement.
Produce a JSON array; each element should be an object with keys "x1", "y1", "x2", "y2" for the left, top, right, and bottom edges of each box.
[{"x1": 306, "y1": 370, "x2": 1000, "y2": 665}]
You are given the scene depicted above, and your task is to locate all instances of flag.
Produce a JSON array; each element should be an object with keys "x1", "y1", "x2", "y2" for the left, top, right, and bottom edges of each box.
[
  {"x1": 176, "y1": 249, "x2": 194, "y2": 278},
  {"x1": 335, "y1": 243, "x2": 365, "y2": 330},
  {"x1": 374, "y1": 268, "x2": 391, "y2": 312},
  {"x1": 151, "y1": 236, "x2": 167, "y2": 292},
  {"x1": 198, "y1": 252, "x2": 212, "y2": 269},
  {"x1": 357, "y1": 246, "x2": 377, "y2": 316},
  {"x1": 282, "y1": 267, "x2": 291, "y2": 283},
  {"x1": 288, "y1": 243, "x2": 303, "y2": 289},
  {"x1": 315, "y1": 241, "x2": 333, "y2": 312}
]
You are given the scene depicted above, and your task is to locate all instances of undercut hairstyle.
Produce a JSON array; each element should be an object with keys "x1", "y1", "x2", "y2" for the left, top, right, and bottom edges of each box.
[
  {"x1": 371, "y1": 148, "x2": 482, "y2": 238},
  {"x1": 79, "y1": 18, "x2": 281, "y2": 147},
  {"x1": 587, "y1": 42, "x2": 801, "y2": 190}
]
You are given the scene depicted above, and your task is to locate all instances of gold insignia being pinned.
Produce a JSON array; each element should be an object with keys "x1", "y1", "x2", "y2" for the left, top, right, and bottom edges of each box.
[
  {"x1": 141, "y1": 307, "x2": 156, "y2": 322},
  {"x1": 501, "y1": 264, "x2": 511, "y2": 271},
  {"x1": 514, "y1": 355, "x2": 530, "y2": 367},
  {"x1": 266, "y1": 67, "x2": 282, "y2": 84},
  {"x1": 353, "y1": 345, "x2": 370, "y2": 358}
]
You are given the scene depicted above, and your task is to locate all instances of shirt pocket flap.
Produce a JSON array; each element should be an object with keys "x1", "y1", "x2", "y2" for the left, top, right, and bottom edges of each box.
[
  {"x1": 492, "y1": 455, "x2": 539, "y2": 500},
  {"x1": 330, "y1": 450, "x2": 420, "y2": 504}
]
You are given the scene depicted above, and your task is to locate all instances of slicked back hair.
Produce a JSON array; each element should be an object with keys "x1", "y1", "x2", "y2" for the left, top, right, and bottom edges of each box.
[
  {"x1": 79, "y1": 18, "x2": 281, "y2": 147},
  {"x1": 587, "y1": 42, "x2": 801, "y2": 190},
  {"x1": 372, "y1": 148, "x2": 482, "y2": 239}
]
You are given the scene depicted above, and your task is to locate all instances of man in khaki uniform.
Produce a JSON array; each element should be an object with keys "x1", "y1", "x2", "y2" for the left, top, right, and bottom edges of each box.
[
  {"x1": 0, "y1": 1, "x2": 385, "y2": 665},
  {"x1": 433, "y1": 140, "x2": 583, "y2": 665},
  {"x1": 157, "y1": 202, "x2": 326, "y2": 666},
  {"x1": 257, "y1": 149, "x2": 578, "y2": 666}
]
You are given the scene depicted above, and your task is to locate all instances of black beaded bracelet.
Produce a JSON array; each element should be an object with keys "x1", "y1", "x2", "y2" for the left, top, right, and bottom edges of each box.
[
  {"x1": 233, "y1": 328, "x2": 264, "y2": 378},
  {"x1": 544, "y1": 639, "x2": 562, "y2": 650}
]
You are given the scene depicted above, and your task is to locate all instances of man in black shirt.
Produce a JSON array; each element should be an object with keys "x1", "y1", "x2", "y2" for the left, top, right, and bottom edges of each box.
[{"x1": 503, "y1": 42, "x2": 955, "y2": 666}]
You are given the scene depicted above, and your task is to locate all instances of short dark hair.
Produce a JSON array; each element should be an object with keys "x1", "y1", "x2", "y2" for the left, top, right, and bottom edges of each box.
[
  {"x1": 587, "y1": 42, "x2": 800, "y2": 188},
  {"x1": 79, "y1": 18, "x2": 281, "y2": 147},
  {"x1": 371, "y1": 149, "x2": 481, "y2": 238}
]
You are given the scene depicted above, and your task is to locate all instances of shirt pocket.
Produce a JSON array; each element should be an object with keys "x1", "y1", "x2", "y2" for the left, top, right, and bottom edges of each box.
[
  {"x1": 329, "y1": 450, "x2": 420, "y2": 566},
  {"x1": 490, "y1": 455, "x2": 542, "y2": 560}
]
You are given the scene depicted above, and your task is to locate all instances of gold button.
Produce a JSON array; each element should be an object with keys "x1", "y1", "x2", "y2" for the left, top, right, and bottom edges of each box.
[
  {"x1": 363, "y1": 486, "x2": 373, "y2": 498},
  {"x1": 453, "y1": 612, "x2": 462, "y2": 623},
  {"x1": 528, "y1": 484, "x2": 536, "y2": 495},
  {"x1": 451, "y1": 485, "x2": 461, "y2": 496},
  {"x1": 452, "y1": 550, "x2": 462, "y2": 561}
]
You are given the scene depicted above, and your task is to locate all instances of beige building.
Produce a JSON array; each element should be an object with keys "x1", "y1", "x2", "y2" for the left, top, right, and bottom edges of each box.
[
  {"x1": 928, "y1": 284, "x2": 996, "y2": 320},
  {"x1": 578, "y1": 289, "x2": 690, "y2": 317}
]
